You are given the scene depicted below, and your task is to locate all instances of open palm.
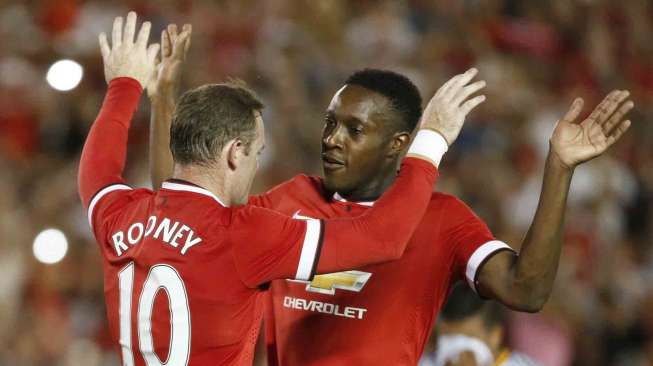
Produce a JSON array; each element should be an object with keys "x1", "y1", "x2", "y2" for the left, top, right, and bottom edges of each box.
[{"x1": 550, "y1": 90, "x2": 633, "y2": 168}]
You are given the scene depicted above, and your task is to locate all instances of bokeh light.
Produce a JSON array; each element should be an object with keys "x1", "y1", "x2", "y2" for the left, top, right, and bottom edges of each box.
[
  {"x1": 33, "y1": 228, "x2": 69, "y2": 264},
  {"x1": 46, "y1": 59, "x2": 83, "y2": 91}
]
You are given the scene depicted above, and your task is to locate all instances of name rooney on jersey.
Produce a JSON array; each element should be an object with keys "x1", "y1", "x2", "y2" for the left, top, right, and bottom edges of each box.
[
  {"x1": 111, "y1": 216, "x2": 202, "y2": 256},
  {"x1": 283, "y1": 296, "x2": 368, "y2": 320}
]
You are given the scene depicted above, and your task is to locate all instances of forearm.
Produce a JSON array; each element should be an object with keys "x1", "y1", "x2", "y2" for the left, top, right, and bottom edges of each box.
[
  {"x1": 149, "y1": 95, "x2": 176, "y2": 189},
  {"x1": 78, "y1": 77, "x2": 142, "y2": 207},
  {"x1": 505, "y1": 150, "x2": 573, "y2": 309}
]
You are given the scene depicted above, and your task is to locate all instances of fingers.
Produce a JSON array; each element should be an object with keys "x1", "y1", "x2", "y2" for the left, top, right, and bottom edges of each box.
[
  {"x1": 560, "y1": 98, "x2": 585, "y2": 124},
  {"x1": 460, "y1": 94, "x2": 486, "y2": 115},
  {"x1": 161, "y1": 24, "x2": 192, "y2": 60},
  {"x1": 587, "y1": 90, "x2": 629, "y2": 125},
  {"x1": 112, "y1": 16, "x2": 123, "y2": 48},
  {"x1": 588, "y1": 90, "x2": 620, "y2": 123},
  {"x1": 172, "y1": 30, "x2": 191, "y2": 60},
  {"x1": 99, "y1": 32, "x2": 110, "y2": 60},
  {"x1": 161, "y1": 29, "x2": 172, "y2": 58},
  {"x1": 136, "y1": 21, "x2": 151, "y2": 49},
  {"x1": 439, "y1": 68, "x2": 479, "y2": 100},
  {"x1": 451, "y1": 80, "x2": 486, "y2": 106},
  {"x1": 182, "y1": 24, "x2": 192, "y2": 57},
  {"x1": 154, "y1": 53, "x2": 161, "y2": 67},
  {"x1": 168, "y1": 24, "x2": 178, "y2": 43},
  {"x1": 123, "y1": 11, "x2": 137, "y2": 46},
  {"x1": 602, "y1": 100, "x2": 634, "y2": 134},
  {"x1": 606, "y1": 119, "x2": 632, "y2": 147},
  {"x1": 147, "y1": 43, "x2": 161, "y2": 64},
  {"x1": 434, "y1": 70, "x2": 467, "y2": 99}
]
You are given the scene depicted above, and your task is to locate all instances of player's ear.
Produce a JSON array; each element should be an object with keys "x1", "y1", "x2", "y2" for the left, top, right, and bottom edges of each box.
[
  {"x1": 226, "y1": 138, "x2": 244, "y2": 171},
  {"x1": 387, "y1": 131, "x2": 411, "y2": 158}
]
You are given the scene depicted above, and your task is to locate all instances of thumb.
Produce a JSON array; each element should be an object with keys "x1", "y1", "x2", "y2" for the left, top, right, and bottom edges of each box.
[{"x1": 561, "y1": 98, "x2": 584, "y2": 124}]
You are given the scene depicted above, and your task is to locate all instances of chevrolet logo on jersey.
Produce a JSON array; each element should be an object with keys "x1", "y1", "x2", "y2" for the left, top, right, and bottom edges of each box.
[{"x1": 288, "y1": 270, "x2": 372, "y2": 295}]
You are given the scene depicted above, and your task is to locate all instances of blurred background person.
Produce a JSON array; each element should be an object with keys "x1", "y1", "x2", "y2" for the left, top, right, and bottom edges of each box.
[{"x1": 420, "y1": 284, "x2": 540, "y2": 366}]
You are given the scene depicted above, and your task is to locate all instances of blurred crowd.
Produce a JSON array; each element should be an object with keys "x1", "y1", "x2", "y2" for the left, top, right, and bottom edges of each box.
[{"x1": 1, "y1": 0, "x2": 653, "y2": 365}]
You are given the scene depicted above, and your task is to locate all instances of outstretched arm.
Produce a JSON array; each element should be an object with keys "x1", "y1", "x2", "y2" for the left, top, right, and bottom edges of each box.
[
  {"x1": 78, "y1": 12, "x2": 159, "y2": 209},
  {"x1": 477, "y1": 91, "x2": 634, "y2": 312},
  {"x1": 147, "y1": 24, "x2": 191, "y2": 189}
]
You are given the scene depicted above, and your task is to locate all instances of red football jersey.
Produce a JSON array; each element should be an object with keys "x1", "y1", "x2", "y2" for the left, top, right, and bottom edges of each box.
[
  {"x1": 252, "y1": 175, "x2": 514, "y2": 366},
  {"x1": 88, "y1": 181, "x2": 317, "y2": 365},
  {"x1": 79, "y1": 78, "x2": 442, "y2": 366}
]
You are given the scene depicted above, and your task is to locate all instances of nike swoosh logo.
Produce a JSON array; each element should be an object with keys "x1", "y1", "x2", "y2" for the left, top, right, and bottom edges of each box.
[{"x1": 292, "y1": 210, "x2": 315, "y2": 220}]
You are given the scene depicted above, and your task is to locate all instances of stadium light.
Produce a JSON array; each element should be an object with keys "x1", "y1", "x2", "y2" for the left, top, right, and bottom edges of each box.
[
  {"x1": 33, "y1": 228, "x2": 69, "y2": 264},
  {"x1": 46, "y1": 59, "x2": 83, "y2": 91}
]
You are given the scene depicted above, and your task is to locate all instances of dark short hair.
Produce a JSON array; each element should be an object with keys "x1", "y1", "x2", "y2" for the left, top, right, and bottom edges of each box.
[
  {"x1": 170, "y1": 81, "x2": 264, "y2": 166},
  {"x1": 441, "y1": 284, "x2": 505, "y2": 330},
  {"x1": 345, "y1": 69, "x2": 422, "y2": 133}
]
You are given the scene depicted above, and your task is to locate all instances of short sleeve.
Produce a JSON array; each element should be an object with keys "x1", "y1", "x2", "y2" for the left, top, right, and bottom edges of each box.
[
  {"x1": 230, "y1": 205, "x2": 324, "y2": 288},
  {"x1": 442, "y1": 197, "x2": 514, "y2": 292}
]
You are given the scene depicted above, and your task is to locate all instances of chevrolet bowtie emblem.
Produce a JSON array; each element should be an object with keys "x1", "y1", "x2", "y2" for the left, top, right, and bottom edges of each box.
[{"x1": 289, "y1": 270, "x2": 372, "y2": 295}]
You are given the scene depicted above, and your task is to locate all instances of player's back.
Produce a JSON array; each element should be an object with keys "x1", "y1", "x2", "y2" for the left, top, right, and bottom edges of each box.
[{"x1": 94, "y1": 180, "x2": 264, "y2": 366}]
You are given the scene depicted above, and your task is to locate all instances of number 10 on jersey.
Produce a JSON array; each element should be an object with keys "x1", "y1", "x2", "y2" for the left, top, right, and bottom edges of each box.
[{"x1": 118, "y1": 263, "x2": 191, "y2": 366}]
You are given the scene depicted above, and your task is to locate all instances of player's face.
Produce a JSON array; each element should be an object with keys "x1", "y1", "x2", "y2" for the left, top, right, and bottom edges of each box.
[
  {"x1": 321, "y1": 85, "x2": 396, "y2": 196},
  {"x1": 235, "y1": 112, "x2": 265, "y2": 205}
]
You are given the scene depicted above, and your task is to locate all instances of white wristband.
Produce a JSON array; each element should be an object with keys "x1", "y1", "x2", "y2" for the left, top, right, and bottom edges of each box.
[{"x1": 407, "y1": 129, "x2": 448, "y2": 167}]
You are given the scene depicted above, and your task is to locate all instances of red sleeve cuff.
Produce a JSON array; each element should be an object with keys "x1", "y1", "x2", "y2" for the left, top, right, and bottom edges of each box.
[{"x1": 109, "y1": 77, "x2": 144, "y2": 93}]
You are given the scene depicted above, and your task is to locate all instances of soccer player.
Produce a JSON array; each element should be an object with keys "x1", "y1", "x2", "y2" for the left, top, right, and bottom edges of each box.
[
  {"x1": 149, "y1": 27, "x2": 633, "y2": 365},
  {"x1": 78, "y1": 13, "x2": 484, "y2": 366}
]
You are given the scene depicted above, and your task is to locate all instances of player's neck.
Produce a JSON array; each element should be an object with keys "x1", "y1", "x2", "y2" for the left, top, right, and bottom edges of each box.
[
  {"x1": 338, "y1": 167, "x2": 397, "y2": 202},
  {"x1": 172, "y1": 164, "x2": 232, "y2": 206}
]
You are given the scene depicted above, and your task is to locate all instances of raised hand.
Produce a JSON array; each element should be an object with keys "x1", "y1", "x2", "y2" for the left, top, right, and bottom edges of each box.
[
  {"x1": 550, "y1": 90, "x2": 634, "y2": 169},
  {"x1": 419, "y1": 68, "x2": 486, "y2": 145},
  {"x1": 147, "y1": 23, "x2": 192, "y2": 99},
  {"x1": 99, "y1": 12, "x2": 160, "y2": 88}
]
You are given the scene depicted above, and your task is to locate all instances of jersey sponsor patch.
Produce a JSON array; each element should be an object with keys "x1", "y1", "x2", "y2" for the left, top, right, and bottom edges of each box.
[
  {"x1": 283, "y1": 296, "x2": 368, "y2": 320},
  {"x1": 287, "y1": 270, "x2": 371, "y2": 295}
]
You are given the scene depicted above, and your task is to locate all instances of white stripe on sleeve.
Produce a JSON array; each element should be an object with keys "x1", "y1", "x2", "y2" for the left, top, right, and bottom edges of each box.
[
  {"x1": 465, "y1": 240, "x2": 513, "y2": 292},
  {"x1": 87, "y1": 184, "x2": 132, "y2": 228},
  {"x1": 294, "y1": 218, "x2": 322, "y2": 281}
]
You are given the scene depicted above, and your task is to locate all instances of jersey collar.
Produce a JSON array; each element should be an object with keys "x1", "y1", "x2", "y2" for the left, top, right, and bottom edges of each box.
[
  {"x1": 161, "y1": 179, "x2": 228, "y2": 207},
  {"x1": 332, "y1": 192, "x2": 375, "y2": 207}
]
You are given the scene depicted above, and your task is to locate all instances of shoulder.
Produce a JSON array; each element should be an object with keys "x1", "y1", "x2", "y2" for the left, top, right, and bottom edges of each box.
[
  {"x1": 118, "y1": 187, "x2": 155, "y2": 201},
  {"x1": 89, "y1": 184, "x2": 152, "y2": 217},
  {"x1": 426, "y1": 192, "x2": 483, "y2": 225},
  {"x1": 269, "y1": 174, "x2": 323, "y2": 195},
  {"x1": 428, "y1": 191, "x2": 469, "y2": 212},
  {"x1": 259, "y1": 174, "x2": 325, "y2": 204},
  {"x1": 228, "y1": 203, "x2": 302, "y2": 241},
  {"x1": 89, "y1": 185, "x2": 155, "y2": 234},
  {"x1": 231, "y1": 203, "x2": 289, "y2": 225}
]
